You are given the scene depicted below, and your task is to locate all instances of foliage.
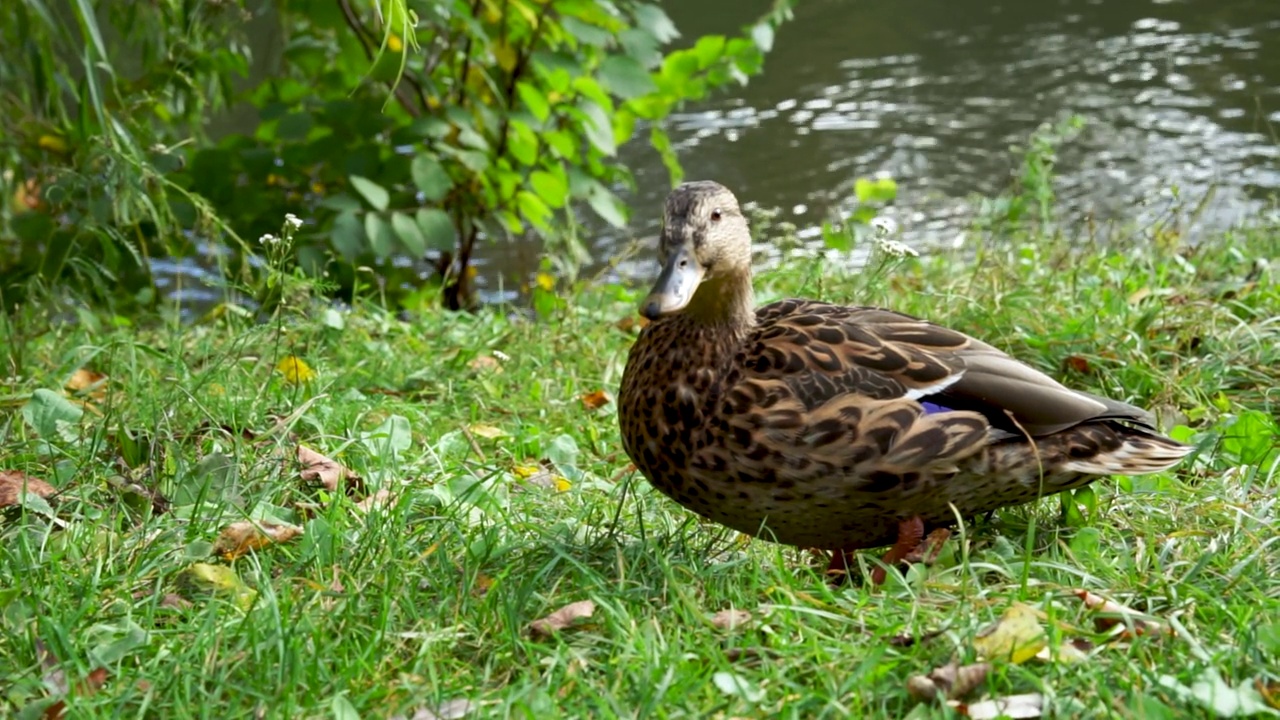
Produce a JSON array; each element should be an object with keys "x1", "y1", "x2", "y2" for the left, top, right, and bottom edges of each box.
[
  {"x1": 0, "y1": 201, "x2": 1277, "y2": 715},
  {"x1": 1, "y1": 0, "x2": 793, "y2": 311}
]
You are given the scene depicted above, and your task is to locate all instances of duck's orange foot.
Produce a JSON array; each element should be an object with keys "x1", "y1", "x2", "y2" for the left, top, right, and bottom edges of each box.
[
  {"x1": 870, "y1": 516, "x2": 926, "y2": 585},
  {"x1": 825, "y1": 547, "x2": 855, "y2": 586}
]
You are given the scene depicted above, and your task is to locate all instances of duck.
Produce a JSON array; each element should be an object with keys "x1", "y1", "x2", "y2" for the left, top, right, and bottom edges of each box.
[{"x1": 617, "y1": 180, "x2": 1193, "y2": 584}]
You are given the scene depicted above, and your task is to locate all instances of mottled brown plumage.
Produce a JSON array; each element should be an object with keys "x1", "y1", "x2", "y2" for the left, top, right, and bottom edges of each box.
[{"x1": 618, "y1": 180, "x2": 1193, "y2": 581}]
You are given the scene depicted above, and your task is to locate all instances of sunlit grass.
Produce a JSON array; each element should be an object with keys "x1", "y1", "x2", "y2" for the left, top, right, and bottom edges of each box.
[{"x1": 1, "y1": 220, "x2": 1277, "y2": 718}]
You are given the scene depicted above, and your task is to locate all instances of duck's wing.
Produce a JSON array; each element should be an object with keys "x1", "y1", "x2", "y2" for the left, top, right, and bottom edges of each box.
[{"x1": 723, "y1": 299, "x2": 1157, "y2": 478}]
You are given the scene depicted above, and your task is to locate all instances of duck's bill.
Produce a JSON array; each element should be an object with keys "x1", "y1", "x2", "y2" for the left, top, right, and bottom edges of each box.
[{"x1": 641, "y1": 246, "x2": 705, "y2": 319}]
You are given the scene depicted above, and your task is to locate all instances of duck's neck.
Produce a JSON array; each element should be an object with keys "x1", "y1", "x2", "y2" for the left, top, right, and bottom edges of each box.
[{"x1": 682, "y1": 268, "x2": 756, "y2": 333}]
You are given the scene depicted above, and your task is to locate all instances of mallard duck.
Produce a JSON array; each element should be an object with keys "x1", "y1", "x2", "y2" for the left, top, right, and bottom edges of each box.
[{"x1": 617, "y1": 180, "x2": 1192, "y2": 583}]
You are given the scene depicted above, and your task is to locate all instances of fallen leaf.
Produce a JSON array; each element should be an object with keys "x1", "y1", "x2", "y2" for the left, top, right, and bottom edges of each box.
[
  {"x1": 468, "y1": 424, "x2": 507, "y2": 439},
  {"x1": 580, "y1": 390, "x2": 611, "y2": 411},
  {"x1": 958, "y1": 692, "x2": 1044, "y2": 719},
  {"x1": 354, "y1": 489, "x2": 394, "y2": 513},
  {"x1": 467, "y1": 355, "x2": 503, "y2": 373},
  {"x1": 276, "y1": 355, "x2": 316, "y2": 383},
  {"x1": 1073, "y1": 589, "x2": 1167, "y2": 637},
  {"x1": 1033, "y1": 638, "x2": 1091, "y2": 664},
  {"x1": 888, "y1": 629, "x2": 945, "y2": 648},
  {"x1": 180, "y1": 563, "x2": 258, "y2": 611},
  {"x1": 529, "y1": 600, "x2": 596, "y2": 638},
  {"x1": 904, "y1": 528, "x2": 951, "y2": 564},
  {"x1": 298, "y1": 445, "x2": 361, "y2": 494},
  {"x1": 65, "y1": 368, "x2": 108, "y2": 399},
  {"x1": 0, "y1": 470, "x2": 56, "y2": 507},
  {"x1": 907, "y1": 661, "x2": 991, "y2": 701},
  {"x1": 1063, "y1": 355, "x2": 1092, "y2": 374},
  {"x1": 972, "y1": 602, "x2": 1046, "y2": 664},
  {"x1": 512, "y1": 462, "x2": 570, "y2": 492},
  {"x1": 212, "y1": 520, "x2": 304, "y2": 560},
  {"x1": 159, "y1": 593, "x2": 193, "y2": 610},
  {"x1": 711, "y1": 609, "x2": 752, "y2": 630},
  {"x1": 40, "y1": 664, "x2": 109, "y2": 720},
  {"x1": 712, "y1": 671, "x2": 765, "y2": 703}
]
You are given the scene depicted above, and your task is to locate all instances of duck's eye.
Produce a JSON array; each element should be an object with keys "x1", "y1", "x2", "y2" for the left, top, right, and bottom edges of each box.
[{"x1": 710, "y1": 208, "x2": 723, "y2": 222}]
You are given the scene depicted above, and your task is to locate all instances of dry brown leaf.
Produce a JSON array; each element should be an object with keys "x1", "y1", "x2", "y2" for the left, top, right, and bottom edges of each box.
[
  {"x1": 956, "y1": 692, "x2": 1044, "y2": 719},
  {"x1": 354, "y1": 489, "x2": 394, "y2": 513},
  {"x1": 904, "y1": 528, "x2": 951, "y2": 564},
  {"x1": 467, "y1": 355, "x2": 503, "y2": 373},
  {"x1": 529, "y1": 599, "x2": 596, "y2": 638},
  {"x1": 0, "y1": 470, "x2": 57, "y2": 507},
  {"x1": 1062, "y1": 355, "x2": 1092, "y2": 374},
  {"x1": 65, "y1": 368, "x2": 108, "y2": 399},
  {"x1": 710, "y1": 609, "x2": 752, "y2": 630},
  {"x1": 213, "y1": 520, "x2": 304, "y2": 560},
  {"x1": 160, "y1": 593, "x2": 193, "y2": 610},
  {"x1": 580, "y1": 390, "x2": 611, "y2": 411},
  {"x1": 907, "y1": 661, "x2": 992, "y2": 702},
  {"x1": 37, "y1": 638, "x2": 108, "y2": 720},
  {"x1": 1073, "y1": 589, "x2": 1167, "y2": 637},
  {"x1": 888, "y1": 629, "x2": 945, "y2": 648},
  {"x1": 297, "y1": 445, "x2": 361, "y2": 494}
]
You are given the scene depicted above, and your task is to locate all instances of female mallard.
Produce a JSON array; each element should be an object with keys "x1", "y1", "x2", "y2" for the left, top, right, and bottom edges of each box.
[{"x1": 617, "y1": 180, "x2": 1192, "y2": 583}]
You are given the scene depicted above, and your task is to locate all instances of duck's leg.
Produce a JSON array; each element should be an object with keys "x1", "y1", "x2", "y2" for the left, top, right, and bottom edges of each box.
[
  {"x1": 825, "y1": 548, "x2": 855, "y2": 585},
  {"x1": 870, "y1": 516, "x2": 926, "y2": 585}
]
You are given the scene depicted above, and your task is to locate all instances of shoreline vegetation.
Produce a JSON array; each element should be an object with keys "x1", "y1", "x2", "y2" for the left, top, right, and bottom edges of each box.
[{"x1": 2, "y1": 175, "x2": 1278, "y2": 716}]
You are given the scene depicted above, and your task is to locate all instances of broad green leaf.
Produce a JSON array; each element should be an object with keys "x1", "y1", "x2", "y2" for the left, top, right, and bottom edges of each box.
[
  {"x1": 586, "y1": 183, "x2": 628, "y2": 228},
  {"x1": 361, "y1": 414, "x2": 413, "y2": 458},
  {"x1": 599, "y1": 56, "x2": 657, "y2": 99},
  {"x1": 330, "y1": 210, "x2": 365, "y2": 261},
  {"x1": 416, "y1": 208, "x2": 458, "y2": 251},
  {"x1": 516, "y1": 81, "x2": 550, "y2": 123},
  {"x1": 364, "y1": 212, "x2": 395, "y2": 258},
  {"x1": 634, "y1": 4, "x2": 679, "y2": 43},
  {"x1": 517, "y1": 190, "x2": 553, "y2": 231},
  {"x1": 542, "y1": 130, "x2": 579, "y2": 161},
  {"x1": 85, "y1": 620, "x2": 149, "y2": 667},
  {"x1": 349, "y1": 175, "x2": 389, "y2": 211},
  {"x1": 411, "y1": 154, "x2": 453, "y2": 202},
  {"x1": 530, "y1": 170, "x2": 568, "y2": 208},
  {"x1": 751, "y1": 22, "x2": 775, "y2": 53},
  {"x1": 391, "y1": 211, "x2": 427, "y2": 255},
  {"x1": 508, "y1": 120, "x2": 539, "y2": 166},
  {"x1": 578, "y1": 100, "x2": 616, "y2": 156},
  {"x1": 22, "y1": 389, "x2": 84, "y2": 442}
]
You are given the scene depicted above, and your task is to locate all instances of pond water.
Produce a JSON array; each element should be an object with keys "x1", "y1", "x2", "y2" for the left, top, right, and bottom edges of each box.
[{"x1": 472, "y1": 0, "x2": 1280, "y2": 301}]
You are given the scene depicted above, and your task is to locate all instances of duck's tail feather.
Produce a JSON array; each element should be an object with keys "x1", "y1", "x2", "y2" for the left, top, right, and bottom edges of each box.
[{"x1": 1060, "y1": 426, "x2": 1193, "y2": 476}]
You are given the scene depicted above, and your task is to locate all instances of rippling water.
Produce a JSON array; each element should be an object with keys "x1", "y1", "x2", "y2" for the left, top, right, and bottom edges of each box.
[{"x1": 474, "y1": 0, "x2": 1278, "y2": 300}]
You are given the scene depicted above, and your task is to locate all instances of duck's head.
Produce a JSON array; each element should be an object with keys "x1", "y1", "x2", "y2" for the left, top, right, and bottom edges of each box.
[{"x1": 641, "y1": 181, "x2": 753, "y2": 321}]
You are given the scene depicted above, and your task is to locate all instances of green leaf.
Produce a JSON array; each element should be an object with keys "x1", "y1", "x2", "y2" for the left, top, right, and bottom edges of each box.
[
  {"x1": 416, "y1": 208, "x2": 458, "y2": 251},
  {"x1": 517, "y1": 191, "x2": 553, "y2": 231},
  {"x1": 530, "y1": 170, "x2": 569, "y2": 209},
  {"x1": 750, "y1": 22, "x2": 775, "y2": 53},
  {"x1": 349, "y1": 175, "x2": 389, "y2": 211},
  {"x1": 391, "y1": 212, "x2": 427, "y2": 255},
  {"x1": 542, "y1": 130, "x2": 579, "y2": 162},
  {"x1": 330, "y1": 210, "x2": 365, "y2": 261},
  {"x1": 507, "y1": 120, "x2": 539, "y2": 166},
  {"x1": 579, "y1": 100, "x2": 616, "y2": 156},
  {"x1": 410, "y1": 155, "x2": 453, "y2": 202},
  {"x1": 599, "y1": 56, "x2": 657, "y2": 99},
  {"x1": 634, "y1": 4, "x2": 679, "y2": 43},
  {"x1": 586, "y1": 183, "x2": 628, "y2": 228},
  {"x1": 361, "y1": 415, "x2": 414, "y2": 459},
  {"x1": 22, "y1": 389, "x2": 84, "y2": 442},
  {"x1": 516, "y1": 81, "x2": 550, "y2": 123},
  {"x1": 364, "y1": 213, "x2": 395, "y2": 258},
  {"x1": 85, "y1": 620, "x2": 149, "y2": 667}
]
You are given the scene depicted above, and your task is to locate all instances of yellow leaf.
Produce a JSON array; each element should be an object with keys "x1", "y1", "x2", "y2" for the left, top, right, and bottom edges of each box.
[
  {"x1": 513, "y1": 464, "x2": 541, "y2": 479},
  {"x1": 183, "y1": 563, "x2": 258, "y2": 611},
  {"x1": 276, "y1": 356, "x2": 316, "y2": 384},
  {"x1": 493, "y1": 41, "x2": 518, "y2": 72},
  {"x1": 65, "y1": 368, "x2": 108, "y2": 399},
  {"x1": 553, "y1": 477, "x2": 572, "y2": 493},
  {"x1": 469, "y1": 424, "x2": 507, "y2": 439},
  {"x1": 972, "y1": 602, "x2": 1047, "y2": 664},
  {"x1": 38, "y1": 134, "x2": 70, "y2": 154}
]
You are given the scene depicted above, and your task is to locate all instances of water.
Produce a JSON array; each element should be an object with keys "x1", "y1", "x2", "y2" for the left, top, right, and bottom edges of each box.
[
  {"x1": 470, "y1": 0, "x2": 1278, "y2": 301},
  {"x1": 172, "y1": 0, "x2": 1280, "y2": 307}
]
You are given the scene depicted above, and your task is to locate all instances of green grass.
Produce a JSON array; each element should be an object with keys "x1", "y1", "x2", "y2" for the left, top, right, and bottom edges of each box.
[{"x1": 1, "y1": 218, "x2": 1278, "y2": 719}]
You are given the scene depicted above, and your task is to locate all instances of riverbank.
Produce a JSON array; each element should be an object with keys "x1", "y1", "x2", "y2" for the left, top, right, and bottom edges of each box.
[{"x1": 1, "y1": 215, "x2": 1277, "y2": 717}]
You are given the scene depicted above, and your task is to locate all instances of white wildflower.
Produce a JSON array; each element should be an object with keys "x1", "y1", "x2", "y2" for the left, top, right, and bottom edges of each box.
[
  {"x1": 875, "y1": 237, "x2": 918, "y2": 258},
  {"x1": 492, "y1": 350, "x2": 511, "y2": 363},
  {"x1": 870, "y1": 216, "x2": 898, "y2": 238},
  {"x1": 259, "y1": 233, "x2": 279, "y2": 245},
  {"x1": 284, "y1": 213, "x2": 303, "y2": 229}
]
